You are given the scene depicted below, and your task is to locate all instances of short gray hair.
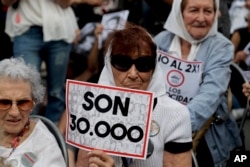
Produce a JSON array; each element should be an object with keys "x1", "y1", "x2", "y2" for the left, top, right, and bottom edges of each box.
[{"x1": 0, "y1": 57, "x2": 45, "y2": 104}]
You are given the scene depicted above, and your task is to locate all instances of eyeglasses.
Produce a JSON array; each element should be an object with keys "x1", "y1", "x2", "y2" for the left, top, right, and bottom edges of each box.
[
  {"x1": 111, "y1": 55, "x2": 156, "y2": 72},
  {"x1": 0, "y1": 99, "x2": 34, "y2": 111}
]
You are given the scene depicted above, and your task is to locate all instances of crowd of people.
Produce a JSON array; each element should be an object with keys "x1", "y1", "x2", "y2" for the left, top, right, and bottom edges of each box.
[{"x1": 0, "y1": 0, "x2": 250, "y2": 167}]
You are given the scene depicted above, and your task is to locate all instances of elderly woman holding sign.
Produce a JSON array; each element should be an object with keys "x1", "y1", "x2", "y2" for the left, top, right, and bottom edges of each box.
[
  {"x1": 76, "y1": 24, "x2": 192, "y2": 167},
  {"x1": 154, "y1": 0, "x2": 242, "y2": 166}
]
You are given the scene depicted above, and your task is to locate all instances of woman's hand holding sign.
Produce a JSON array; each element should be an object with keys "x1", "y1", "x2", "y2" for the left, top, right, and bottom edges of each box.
[{"x1": 88, "y1": 150, "x2": 115, "y2": 167}]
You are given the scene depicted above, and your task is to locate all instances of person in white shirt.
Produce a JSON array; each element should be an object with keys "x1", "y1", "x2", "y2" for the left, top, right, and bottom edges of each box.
[{"x1": 0, "y1": 57, "x2": 66, "y2": 167}]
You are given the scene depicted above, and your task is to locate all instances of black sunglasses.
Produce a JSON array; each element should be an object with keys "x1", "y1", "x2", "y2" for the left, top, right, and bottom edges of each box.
[
  {"x1": 111, "y1": 55, "x2": 156, "y2": 72},
  {"x1": 0, "y1": 99, "x2": 34, "y2": 111}
]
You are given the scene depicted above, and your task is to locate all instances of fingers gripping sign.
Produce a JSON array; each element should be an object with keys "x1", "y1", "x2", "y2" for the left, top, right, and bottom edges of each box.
[{"x1": 88, "y1": 150, "x2": 115, "y2": 167}]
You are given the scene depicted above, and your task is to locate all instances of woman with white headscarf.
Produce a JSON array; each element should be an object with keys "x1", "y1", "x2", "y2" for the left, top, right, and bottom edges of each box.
[
  {"x1": 76, "y1": 24, "x2": 192, "y2": 167},
  {"x1": 155, "y1": 0, "x2": 242, "y2": 166}
]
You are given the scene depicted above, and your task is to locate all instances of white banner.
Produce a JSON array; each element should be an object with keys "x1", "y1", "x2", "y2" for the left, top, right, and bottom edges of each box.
[
  {"x1": 65, "y1": 79, "x2": 154, "y2": 159},
  {"x1": 157, "y1": 50, "x2": 203, "y2": 105}
]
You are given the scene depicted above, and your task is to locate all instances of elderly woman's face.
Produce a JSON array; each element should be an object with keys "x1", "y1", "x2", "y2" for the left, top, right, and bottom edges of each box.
[
  {"x1": 111, "y1": 42, "x2": 155, "y2": 90},
  {"x1": 182, "y1": 0, "x2": 215, "y2": 40},
  {"x1": 0, "y1": 78, "x2": 33, "y2": 135}
]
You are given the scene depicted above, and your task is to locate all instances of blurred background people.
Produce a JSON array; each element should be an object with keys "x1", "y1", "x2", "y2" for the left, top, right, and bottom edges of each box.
[
  {"x1": 1, "y1": 0, "x2": 105, "y2": 124},
  {"x1": 218, "y1": 0, "x2": 232, "y2": 39},
  {"x1": 1, "y1": 0, "x2": 79, "y2": 123},
  {"x1": 143, "y1": 0, "x2": 173, "y2": 35},
  {"x1": 231, "y1": 11, "x2": 250, "y2": 70},
  {"x1": 229, "y1": 0, "x2": 250, "y2": 35}
]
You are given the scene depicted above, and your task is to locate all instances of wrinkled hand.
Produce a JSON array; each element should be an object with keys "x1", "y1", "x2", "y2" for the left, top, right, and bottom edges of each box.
[
  {"x1": 88, "y1": 150, "x2": 115, "y2": 167},
  {"x1": 242, "y1": 82, "x2": 250, "y2": 99}
]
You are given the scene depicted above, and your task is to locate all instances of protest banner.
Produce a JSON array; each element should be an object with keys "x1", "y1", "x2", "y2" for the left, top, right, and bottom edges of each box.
[
  {"x1": 65, "y1": 79, "x2": 154, "y2": 159},
  {"x1": 157, "y1": 50, "x2": 203, "y2": 104}
]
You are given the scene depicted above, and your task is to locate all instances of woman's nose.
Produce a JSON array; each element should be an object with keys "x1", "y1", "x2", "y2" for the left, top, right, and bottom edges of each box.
[
  {"x1": 127, "y1": 65, "x2": 139, "y2": 79},
  {"x1": 197, "y1": 12, "x2": 205, "y2": 22}
]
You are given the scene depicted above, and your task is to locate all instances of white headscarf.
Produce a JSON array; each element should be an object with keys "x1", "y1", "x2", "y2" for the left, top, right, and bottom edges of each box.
[{"x1": 164, "y1": 0, "x2": 219, "y2": 44}]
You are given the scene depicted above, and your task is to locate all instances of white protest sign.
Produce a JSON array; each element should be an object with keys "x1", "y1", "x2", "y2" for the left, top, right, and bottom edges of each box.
[
  {"x1": 99, "y1": 10, "x2": 129, "y2": 49},
  {"x1": 65, "y1": 79, "x2": 154, "y2": 159},
  {"x1": 157, "y1": 50, "x2": 203, "y2": 105}
]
